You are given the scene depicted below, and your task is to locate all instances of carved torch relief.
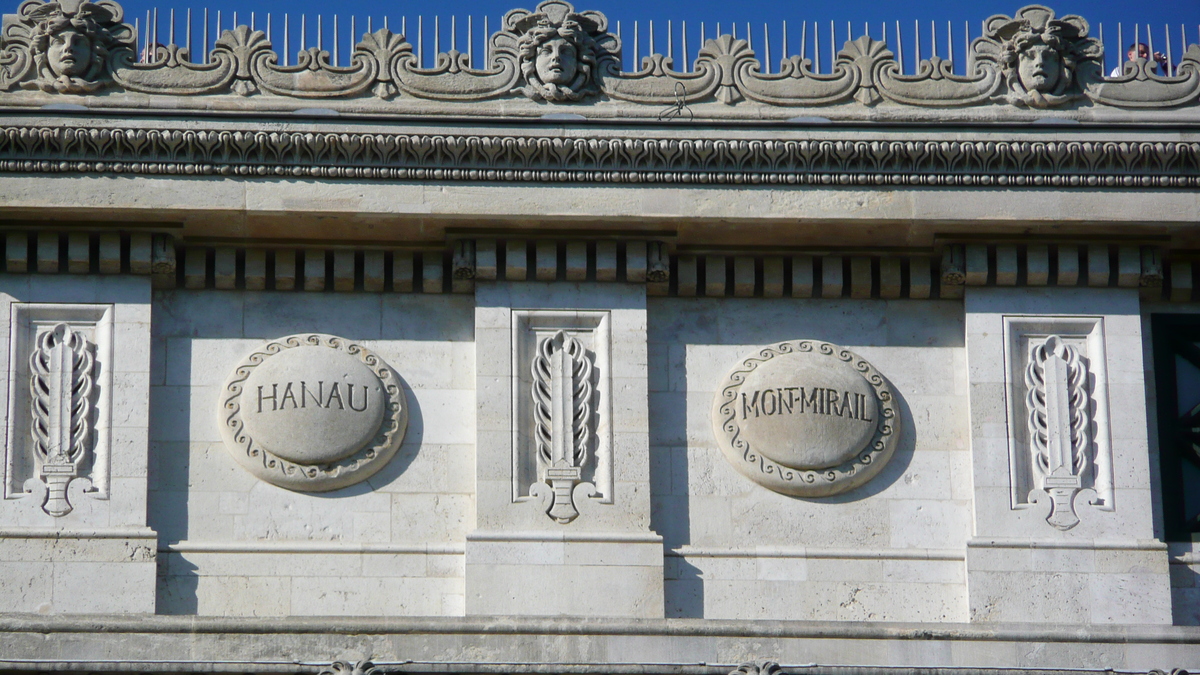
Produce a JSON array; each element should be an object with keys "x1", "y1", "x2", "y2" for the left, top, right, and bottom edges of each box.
[
  {"x1": 28, "y1": 323, "x2": 96, "y2": 516},
  {"x1": 530, "y1": 330, "x2": 596, "y2": 523},
  {"x1": 1004, "y1": 319, "x2": 1114, "y2": 531}
]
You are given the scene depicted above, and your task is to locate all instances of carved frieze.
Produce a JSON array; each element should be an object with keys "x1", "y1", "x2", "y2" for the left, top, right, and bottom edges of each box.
[
  {"x1": 218, "y1": 334, "x2": 408, "y2": 491},
  {"x1": 2, "y1": 1, "x2": 1200, "y2": 112},
  {"x1": 2, "y1": 125, "x2": 1197, "y2": 189},
  {"x1": 712, "y1": 340, "x2": 900, "y2": 497}
]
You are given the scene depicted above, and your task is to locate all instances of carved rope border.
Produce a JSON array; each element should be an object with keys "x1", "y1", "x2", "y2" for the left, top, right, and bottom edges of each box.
[
  {"x1": 219, "y1": 333, "x2": 408, "y2": 492},
  {"x1": 713, "y1": 340, "x2": 900, "y2": 497},
  {"x1": 1, "y1": 126, "x2": 1197, "y2": 188}
]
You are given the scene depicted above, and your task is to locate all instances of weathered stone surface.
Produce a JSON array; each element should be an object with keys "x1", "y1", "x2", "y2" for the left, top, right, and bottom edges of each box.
[
  {"x1": 217, "y1": 334, "x2": 408, "y2": 492},
  {"x1": 241, "y1": 346, "x2": 386, "y2": 466},
  {"x1": 711, "y1": 340, "x2": 900, "y2": 497}
]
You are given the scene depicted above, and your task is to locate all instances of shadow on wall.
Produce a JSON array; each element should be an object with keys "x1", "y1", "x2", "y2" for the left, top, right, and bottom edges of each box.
[
  {"x1": 649, "y1": 297, "x2": 953, "y2": 618},
  {"x1": 147, "y1": 290, "x2": 442, "y2": 615}
]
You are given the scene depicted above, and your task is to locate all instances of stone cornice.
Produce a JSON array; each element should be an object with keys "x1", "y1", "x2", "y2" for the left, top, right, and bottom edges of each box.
[{"x1": 1, "y1": 123, "x2": 1197, "y2": 188}]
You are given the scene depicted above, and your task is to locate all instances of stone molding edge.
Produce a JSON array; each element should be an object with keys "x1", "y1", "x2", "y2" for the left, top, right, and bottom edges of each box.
[
  {"x1": 2, "y1": 126, "x2": 1198, "y2": 189},
  {"x1": 218, "y1": 333, "x2": 408, "y2": 492},
  {"x1": 0, "y1": 615, "x2": 1198, "y2": 642},
  {"x1": 712, "y1": 340, "x2": 899, "y2": 497},
  {"x1": 2, "y1": 0, "x2": 1199, "y2": 115}
]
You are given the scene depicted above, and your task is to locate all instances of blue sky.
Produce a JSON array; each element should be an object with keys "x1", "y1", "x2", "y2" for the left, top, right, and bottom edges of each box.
[{"x1": 120, "y1": 0, "x2": 1200, "y2": 74}]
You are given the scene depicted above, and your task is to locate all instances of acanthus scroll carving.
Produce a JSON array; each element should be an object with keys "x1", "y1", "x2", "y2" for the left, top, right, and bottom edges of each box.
[{"x1": 28, "y1": 322, "x2": 96, "y2": 517}]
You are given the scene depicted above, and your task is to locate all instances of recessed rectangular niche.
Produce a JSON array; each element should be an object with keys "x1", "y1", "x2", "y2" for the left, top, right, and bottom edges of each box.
[
  {"x1": 4, "y1": 303, "x2": 114, "y2": 501},
  {"x1": 1002, "y1": 315, "x2": 1114, "y2": 515},
  {"x1": 510, "y1": 310, "x2": 612, "y2": 504}
]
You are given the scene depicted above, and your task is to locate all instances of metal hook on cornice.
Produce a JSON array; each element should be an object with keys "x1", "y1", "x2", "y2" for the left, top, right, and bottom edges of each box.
[{"x1": 657, "y1": 81, "x2": 694, "y2": 121}]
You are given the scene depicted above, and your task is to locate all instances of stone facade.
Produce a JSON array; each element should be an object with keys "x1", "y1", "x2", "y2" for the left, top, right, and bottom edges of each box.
[{"x1": 0, "y1": 0, "x2": 1199, "y2": 673}]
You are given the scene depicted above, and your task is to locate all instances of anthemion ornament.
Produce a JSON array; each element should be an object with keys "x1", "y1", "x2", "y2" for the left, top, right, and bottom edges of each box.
[
  {"x1": 218, "y1": 334, "x2": 408, "y2": 492},
  {"x1": 712, "y1": 340, "x2": 900, "y2": 497}
]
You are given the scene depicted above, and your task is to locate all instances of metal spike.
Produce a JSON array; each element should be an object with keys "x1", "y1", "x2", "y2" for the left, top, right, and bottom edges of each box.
[
  {"x1": 895, "y1": 20, "x2": 904, "y2": 74},
  {"x1": 203, "y1": 8, "x2": 208, "y2": 63},
  {"x1": 284, "y1": 14, "x2": 289, "y2": 66},
  {"x1": 763, "y1": 23, "x2": 769, "y2": 73},
  {"x1": 947, "y1": 20, "x2": 952, "y2": 67},
  {"x1": 1166, "y1": 23, "x2": 1173, "y2": 77},
  {"x1": 814, "y1": 21, "x2": 820, "y2": 72},
  {"x1": 452, "y1": 15, "x2": 456, "y2": 53},
  {"x1": 829, "y1": 20, "x2": 834, "y2": 70},
  {"x1": 634, "y1": 20, "x2": 639, "y2": 69},
  {"x1": 682, "y1": 20, "x2": 688, "y2": 72},
  {"x1": 914, "y1": 19, "x2": 920, "y2": 65}
]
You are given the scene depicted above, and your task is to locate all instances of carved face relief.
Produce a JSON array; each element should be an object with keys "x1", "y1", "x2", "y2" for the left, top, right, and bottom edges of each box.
[
  {"x1": 47, "y1": 27, "x2": 92, "y2": 77},
  {"x1": 11, "y1": 0, "x2": 133, "y2": 94},
  {"x1": 980, "y1": 6, "x2": 1101, "y2": 108},
  {"x1": 506, "y1": 1, "x2": 616, "y2": 103},
  {"x1": 1017, "y1": 42, "x2": 1062, "y2": 93},
  {"x1": 535, "y1": 37, "x2": 578, "y2": 86}
]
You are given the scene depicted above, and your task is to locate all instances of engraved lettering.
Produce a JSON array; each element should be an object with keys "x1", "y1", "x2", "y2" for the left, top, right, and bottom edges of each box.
[
  {"x1": 347, "y1": 384, "x2": 369, "y2": 412},
  {"x1": 781, "y1": 387, "x2": 798, "y2": 414},
  {"x1": 737, "y1": 386, "x2": 873, "y2": 421},
  {"x1": 762, "y1": 388, "x2": 778, "y2": 416},
  {"x1": 301, "y1": 380, "x2": 324, "y2": 409},
  {"x1": 742, "y1": 391, "x2": 761, "y2": 419},
  {"x1": 257, "y1": 383, "x2": 278, "y2": 413},
  {"x1": 325, "y1": 382, "x2": 345, "y2": 410},
  {"x1": 279, "y1": 382, "x2": 298, "y2": 409}
]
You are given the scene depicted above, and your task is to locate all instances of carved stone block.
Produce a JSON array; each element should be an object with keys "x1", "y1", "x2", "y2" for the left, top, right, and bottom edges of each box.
[
  {"x1": 511, "y1": 310, "x2": 611, "y2": 522},
  {"x1": 217, "y1": 334, "x2": 409, "y2": 492},
  {"x1": 4, "y1": 303, "x2": 113, "y2": 517},
  {"x1": 711, "y1": 340, "x2": 900, "y2": 497},
  {"x1": 1002, "y1": 317, "x2": 1113, "y2": 529}
]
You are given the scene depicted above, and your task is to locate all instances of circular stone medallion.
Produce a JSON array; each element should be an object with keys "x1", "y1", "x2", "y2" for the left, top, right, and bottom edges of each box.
[
  {"x1": 712, "y1": 340, "x2": 900, "y2": 497},
  {"x1": 218, "y1": 334, "x2": 408, "y2": 492}
]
